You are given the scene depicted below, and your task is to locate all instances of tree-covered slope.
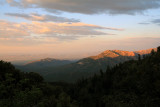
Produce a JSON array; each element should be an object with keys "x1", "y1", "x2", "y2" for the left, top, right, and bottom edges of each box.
[
  {"x1": 0, "y1": 61, "x2": 76, "y2": 107},
  {"x1": 68, "y1": 47, "x2": 160, "y2": 107}
]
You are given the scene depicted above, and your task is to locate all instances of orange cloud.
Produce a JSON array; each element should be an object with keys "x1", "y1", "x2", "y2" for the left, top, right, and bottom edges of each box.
[
  {"x1": 0, "y1": 20, "x2": 29, "y2": 37},
  {"x1": 0, "y1": 19, "x2": 122, "y2": 40}
]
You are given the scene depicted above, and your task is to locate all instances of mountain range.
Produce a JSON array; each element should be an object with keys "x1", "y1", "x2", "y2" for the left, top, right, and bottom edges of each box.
[
  {"x1": 16, "y1": 48, "x2": 156, "y2": 82},
  {"x1": 23, "y1": 58, "x2": 74, "y2": 68}
]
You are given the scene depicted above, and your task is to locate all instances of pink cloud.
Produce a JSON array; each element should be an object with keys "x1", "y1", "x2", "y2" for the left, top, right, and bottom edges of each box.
[{"x1": 0, "y1": 19, "x2": 121, "y2": 40}]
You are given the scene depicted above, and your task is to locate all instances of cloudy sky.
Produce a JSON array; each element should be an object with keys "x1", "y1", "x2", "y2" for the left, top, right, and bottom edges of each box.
[{"x1": 0, "y1": 0, "x2": 160, "y2": 60}]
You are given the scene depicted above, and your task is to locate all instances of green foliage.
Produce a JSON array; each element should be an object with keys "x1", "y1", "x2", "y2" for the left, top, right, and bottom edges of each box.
[
  {"x1": 1, "y1": 46, "x2": 160, "y2": 107},
  {"x1": 0, "y1": 60, "x2": 75, "y2": 107},
  {"x1": 157, "y1": 46, "x2": 160, "y2": 53}
]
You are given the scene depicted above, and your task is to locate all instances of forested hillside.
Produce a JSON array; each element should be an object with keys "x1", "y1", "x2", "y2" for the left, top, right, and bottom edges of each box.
[
  {"x1": 69, "y1": 47, "x2": 160, "y2": 106},
  {"x1": 0, "y1": 46, "x2": 160, "y2": 107},
  {"x1": 0, "y1": 61, "x2": 76, "y2": 106}
]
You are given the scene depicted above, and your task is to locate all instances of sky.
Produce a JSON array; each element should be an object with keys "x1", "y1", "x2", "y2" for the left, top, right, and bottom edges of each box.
[{"x1": 0, "y1": 0, "x2": 160, "y2": 61}]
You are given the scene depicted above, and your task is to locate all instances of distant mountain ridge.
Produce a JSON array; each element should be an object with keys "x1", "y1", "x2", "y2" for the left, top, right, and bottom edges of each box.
[
  {"x1": 16, "y1": 48, "x2": 157, "y2": 82},
  {"x1": 25, "y1": 58, "x2": 73, "y2": 67},
  {"x1": 90, "y1": 50, "x2": 135, "y2": 59},
  {"x1": 90, "y1": 48, "x2": 157, "y2": 60},
  {"x1": 134, "y1": 48, "x2": 157, "y2": 55}
]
